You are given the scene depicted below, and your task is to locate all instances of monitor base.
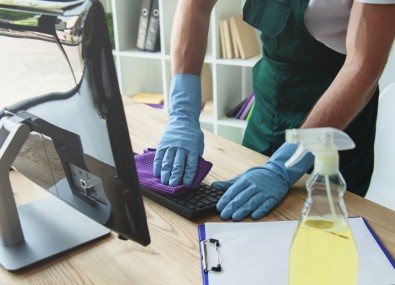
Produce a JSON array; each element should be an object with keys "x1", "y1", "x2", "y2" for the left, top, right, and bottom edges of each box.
[{"x1": 0, "y1": 195, "x2": 110, "y2": 271}]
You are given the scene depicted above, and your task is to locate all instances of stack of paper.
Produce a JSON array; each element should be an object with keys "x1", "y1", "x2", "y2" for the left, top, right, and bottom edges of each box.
[
  {"x1": 202, "y1": 100, "x2": 214, "y2": 116},
  {"x1": 131, "y1": 93, "x2": 163, "y2": 108}
]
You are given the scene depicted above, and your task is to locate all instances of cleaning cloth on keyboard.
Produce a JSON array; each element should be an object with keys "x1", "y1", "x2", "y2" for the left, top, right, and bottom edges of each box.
[{"x1": 134, "y1": 148, "x2": 213, "y2": 195}]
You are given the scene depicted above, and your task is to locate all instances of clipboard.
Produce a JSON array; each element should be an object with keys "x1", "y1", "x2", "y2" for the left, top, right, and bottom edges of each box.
[
  {"x1": 198, "y1": 217, "x2": 395, "y2": 285},
  {"x1": 198, "y1": 224, "x2": 212, "y2": 285}
]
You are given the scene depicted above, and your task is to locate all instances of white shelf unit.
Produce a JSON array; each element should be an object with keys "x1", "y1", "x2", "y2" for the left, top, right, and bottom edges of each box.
[{"x1": 100, "y1": 0, "x2": 261, "y2": 144}]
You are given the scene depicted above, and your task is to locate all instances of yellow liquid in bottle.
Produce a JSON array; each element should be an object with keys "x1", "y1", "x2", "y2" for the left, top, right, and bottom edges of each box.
[{"x1": 289, "y1": 218, "x2": 358, "y2": 285}]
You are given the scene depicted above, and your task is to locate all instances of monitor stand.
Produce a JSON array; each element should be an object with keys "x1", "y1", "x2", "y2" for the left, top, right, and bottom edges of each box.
[{"x1": 0, "y1": 116, "x2": 110, "y2": 271}]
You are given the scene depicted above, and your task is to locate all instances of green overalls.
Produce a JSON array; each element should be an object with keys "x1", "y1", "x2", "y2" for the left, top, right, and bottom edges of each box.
[{"x1": 241, "y1": 0, "x2": 379, "y2": 196}]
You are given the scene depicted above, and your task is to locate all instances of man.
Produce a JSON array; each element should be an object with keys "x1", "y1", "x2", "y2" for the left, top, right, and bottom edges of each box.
[{"x1": 153, "y1": 0, "x2": 395, "y2": 221}]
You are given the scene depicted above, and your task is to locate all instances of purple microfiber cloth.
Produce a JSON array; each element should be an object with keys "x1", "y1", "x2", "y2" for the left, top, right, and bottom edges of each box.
[{"x1": 134, "y1": 148, "x2": 213, "y2": 195}]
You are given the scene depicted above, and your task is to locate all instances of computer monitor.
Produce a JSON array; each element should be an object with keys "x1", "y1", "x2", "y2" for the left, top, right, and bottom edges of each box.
[{"x1": 0, "y1": 0, "x2": 150, "y2": 271}]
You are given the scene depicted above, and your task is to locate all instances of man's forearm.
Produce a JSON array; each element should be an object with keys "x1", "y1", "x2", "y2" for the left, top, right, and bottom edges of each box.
[
  {"x1": 171, "y1": 0, "x2": 216, "y2": 75},
  {"x1": 302, "y1": 2, "x2": 395, "y2": 129}
]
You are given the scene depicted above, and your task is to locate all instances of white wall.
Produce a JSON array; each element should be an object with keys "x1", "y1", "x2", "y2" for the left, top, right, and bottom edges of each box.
[{"x1": 379, "y1": 42, "x2": 395, "y2": 90}]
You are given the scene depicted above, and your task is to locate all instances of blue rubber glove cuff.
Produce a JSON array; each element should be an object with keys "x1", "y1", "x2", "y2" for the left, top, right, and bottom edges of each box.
[
  {"x1": 168, "y1": 74, "x2": 201, "y2": 124},
  {"x1": 265, "y1": 142, "x2": 314, "y2": 187}
]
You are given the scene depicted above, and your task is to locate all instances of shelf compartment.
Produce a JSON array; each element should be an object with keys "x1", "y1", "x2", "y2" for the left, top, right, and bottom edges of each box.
[
  {"x1": 217, "y1": 125, "x2": 245, "y2": 145},
  {"x1": 117, "y1": 50, "x2": 162, "y2": 59},
  {"x1": 215, "y1": 65, "x2": 253, "y2": 120},
  {"x1": 118, "y1": 57, "x2": 164, "y2": 98},
  {"x1": 217, "y1": 117, "x2": 247, "y2": 128}
]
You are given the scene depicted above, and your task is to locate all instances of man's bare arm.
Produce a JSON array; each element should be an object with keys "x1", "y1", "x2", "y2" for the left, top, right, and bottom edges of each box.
[
  {"x1": 171, "y1": 0, "x2": 216, "y2": 75},
  {"x1": 302, "y1": 2, "x2": 395, "y2": 129}
]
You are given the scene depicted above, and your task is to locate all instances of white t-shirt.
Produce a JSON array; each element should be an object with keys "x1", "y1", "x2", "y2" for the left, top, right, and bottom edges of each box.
[{"x1": 304, "y1": 0, "x2": 395, "y2": 54}]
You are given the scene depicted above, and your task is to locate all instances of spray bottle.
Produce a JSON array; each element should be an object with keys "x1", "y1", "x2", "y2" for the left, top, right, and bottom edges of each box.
[{"x1": 286, "y1": 128, "x2": 358, "y2": 285}]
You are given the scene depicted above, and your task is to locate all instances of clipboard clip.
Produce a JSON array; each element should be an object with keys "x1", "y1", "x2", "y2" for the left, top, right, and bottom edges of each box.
[{"x1": 200, "y1": 238, "x2": 222, "y2": 273}]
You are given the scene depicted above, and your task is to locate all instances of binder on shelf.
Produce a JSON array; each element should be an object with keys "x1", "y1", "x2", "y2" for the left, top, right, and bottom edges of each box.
[
  {"x1": 144, "y1": 0, "x2": 160, "y2": 52},
  {"x1": 229, "y1": 15, "x2": 260, "y2": 59},
  {"x1": 222, "y1": 19, "x2": 234, "y2": 59},
  {"x1": 219, "y1": 20, "x2": 227, "y2": 59},
  {"x1": 245, "y1": 101, "x2": 255, "y2": 121},
  {"x1": 198, "y1": 217, "x2": 395, "y2": 285},
  {"x1": 136, "y1": 0, "x2": 152, "y2": 50},
  {"x1": 226, "y1": 98, "x2": 248, "y2": 118},
  {"x1": 235, "y1": 92, "x2": 254, "y2": 119},
  {"x1": 238, "y1": 94, "x2": 255, "y2": 120},
  {"x1": 228, "y1": 17, "x2": 240, "y2": 58}
]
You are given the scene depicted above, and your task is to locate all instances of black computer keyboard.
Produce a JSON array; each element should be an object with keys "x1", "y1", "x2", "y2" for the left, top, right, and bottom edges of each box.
[{"x1": 140, "y1": 183, "x2": 225, "y2": 220}]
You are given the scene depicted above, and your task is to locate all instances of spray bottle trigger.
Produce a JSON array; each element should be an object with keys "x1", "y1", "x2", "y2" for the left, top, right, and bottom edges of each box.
[{"x1": 285, "y1": 145, "x2": 309, "y2": 168}]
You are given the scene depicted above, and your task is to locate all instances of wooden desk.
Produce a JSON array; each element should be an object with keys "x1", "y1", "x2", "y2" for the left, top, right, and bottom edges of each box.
[{"x1": 3, "y1": 103, "x2": 395, "y2": 285}]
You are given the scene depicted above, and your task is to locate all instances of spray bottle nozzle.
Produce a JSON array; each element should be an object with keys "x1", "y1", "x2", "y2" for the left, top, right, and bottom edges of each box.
[
  {"x1": 285, "y1": 128, "x2": 355, "y2": 175},
  {"x1": 284, "y1": 145, "x2": 309, "y2": 168}
]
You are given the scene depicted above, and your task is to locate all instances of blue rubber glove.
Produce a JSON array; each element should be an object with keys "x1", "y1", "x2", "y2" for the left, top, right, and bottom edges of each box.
[
  {"x1": 213, "y1": 142, "x2": 313, "y2": 221},
  {"x1": 154, "y1": 74, "x2": 204, "y2": 186}
]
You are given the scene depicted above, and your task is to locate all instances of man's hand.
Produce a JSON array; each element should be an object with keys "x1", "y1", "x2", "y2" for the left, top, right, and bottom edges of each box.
[
  {"x1": 213, "y1": 143, "x2": 313, "y2": 221},
  {"x1": 154, "y1": 74, "x2": 204, "y2": 186}
]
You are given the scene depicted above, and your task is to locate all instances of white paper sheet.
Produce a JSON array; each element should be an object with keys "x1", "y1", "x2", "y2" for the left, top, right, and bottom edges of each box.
[{"x1": 202, "y1": 217, "x2": 395, "y2": 285}]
